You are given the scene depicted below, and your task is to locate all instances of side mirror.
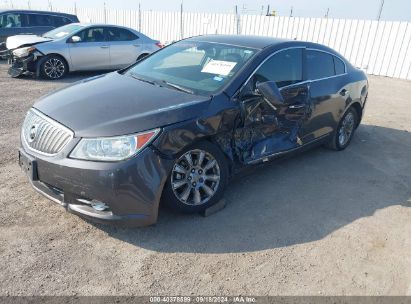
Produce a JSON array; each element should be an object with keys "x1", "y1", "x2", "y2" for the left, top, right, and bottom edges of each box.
[
  {"x1": 70, "y1": 36, "x2": 81, "y2": 43},
  {"x1": 256, "y1": 81, "x2": 284, "y2": 107}
]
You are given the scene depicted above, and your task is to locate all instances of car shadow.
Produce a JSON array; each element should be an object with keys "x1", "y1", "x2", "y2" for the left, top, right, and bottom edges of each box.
[
  {"x1": 0, "y1": 60, "x2": 110, "y2": 84},
  {"x1": 90, "y1": 124, "x2": 411, "y2": 253}
]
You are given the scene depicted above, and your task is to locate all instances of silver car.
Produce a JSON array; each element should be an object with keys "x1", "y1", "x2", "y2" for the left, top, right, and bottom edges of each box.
[{"x1": 6, "y1": 23, "x2": 162, "y2": 80}]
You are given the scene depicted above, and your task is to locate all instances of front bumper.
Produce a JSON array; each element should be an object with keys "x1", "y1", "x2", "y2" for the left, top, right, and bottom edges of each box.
[
  {"x1": 8, "y1": 52, "x2": 41, "y2": 78},
  {"x1": 19, "y1": 143, "x2": 173, "y2": 227}
]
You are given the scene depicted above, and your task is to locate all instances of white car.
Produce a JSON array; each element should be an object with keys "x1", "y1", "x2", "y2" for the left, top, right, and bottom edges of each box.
[{"x1": 6, "y1": 23, "x2": 163, "y2": 79}]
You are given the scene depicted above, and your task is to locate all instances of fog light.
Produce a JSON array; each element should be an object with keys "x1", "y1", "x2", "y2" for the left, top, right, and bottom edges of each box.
[{"x1": 90, "y1": 200, "x2": 109, "y2": 211}]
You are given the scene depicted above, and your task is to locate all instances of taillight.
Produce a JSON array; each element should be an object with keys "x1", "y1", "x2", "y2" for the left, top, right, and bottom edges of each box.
[{"x1": 155, "y1": 42, "x2": 164, "y2": 49}]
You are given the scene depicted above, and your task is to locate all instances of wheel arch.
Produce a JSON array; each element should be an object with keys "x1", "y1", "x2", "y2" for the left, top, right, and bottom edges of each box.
[
  {"x1": 347, "y1": 101, "x2": 363, "y2": 128},
  {"x1": 36, "y1": 53, "x2": 70, "y2": 77}
]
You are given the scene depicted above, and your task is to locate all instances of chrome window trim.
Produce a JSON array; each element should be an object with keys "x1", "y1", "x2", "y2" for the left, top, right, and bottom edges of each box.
[{"x1": 21, "y1": 108, "x2": 74, "y2": 157}]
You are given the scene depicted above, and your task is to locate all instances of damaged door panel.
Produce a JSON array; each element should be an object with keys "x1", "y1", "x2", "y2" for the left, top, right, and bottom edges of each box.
[
  {"x1": 226, "y1": 47, "x2": 312, "y2": 165},
  {"x1": 232, "y1": 81, "x2": 311, "y2": 164}
]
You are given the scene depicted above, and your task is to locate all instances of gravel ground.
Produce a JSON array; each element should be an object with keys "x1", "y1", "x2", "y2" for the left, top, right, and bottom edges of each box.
[{"x1": 0, "y1": 62, "x2": 410, "y2": 296}]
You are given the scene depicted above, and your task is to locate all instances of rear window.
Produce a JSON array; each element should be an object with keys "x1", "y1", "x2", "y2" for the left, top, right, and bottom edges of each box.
[
  {"x1": 334, "y1": 56, "x2": 346, "y2": 75},
  {"x1": 27, "y1": 13, "x2": 53, "y2": 26},
  {"x1": 306, "y1": 50, "x2": 335, "y2": 80},
  {"x1": 53, "y1": 16, "x2": 73, "y2": 27},
  {"x1": 107, "y1": 27, "x2": 138, "y2": 41}
]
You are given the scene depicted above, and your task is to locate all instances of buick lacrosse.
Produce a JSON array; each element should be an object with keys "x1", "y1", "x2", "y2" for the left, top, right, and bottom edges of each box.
[{"x1": 19, "y1": 35, "x2": 368, "y2": 226}]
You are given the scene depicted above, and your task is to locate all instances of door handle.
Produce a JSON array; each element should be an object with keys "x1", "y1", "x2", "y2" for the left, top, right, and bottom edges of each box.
[
  {"x1": 100, "y1": 45, "x2": 109, "y2": 49},
  {"x1": 340, "y1": 89, "x2": 349, "y2": 96},
  {"x1": 133, "y1": 44, "x2": 141, "y2": 47},
  {"x1": 288, "y1": 104, "x2": 305, "y2": 109}
]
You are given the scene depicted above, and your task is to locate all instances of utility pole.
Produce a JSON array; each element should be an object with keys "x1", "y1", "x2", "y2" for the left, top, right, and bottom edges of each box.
[
  {"x1": 324, "y1": 8, "x2": 330, "y2": 18},
  {"x1": 27, "y1": 0, "x2": 30, "y2": 9},
  {"x1": 290, "y1": 6, "x2": 293, "y2": 17},
  {"x1": 74, "y1": 2, "x2": 77, "y2": 16},
  {"x1": 48, "y1": 0, "x2": 52, "y2": 11},
  {"x1": 266, "y1": 5, "x2": 270, "y2": 16},
  {"x1": 377, "y1": 0, "x2": 385, "y2": 21}
]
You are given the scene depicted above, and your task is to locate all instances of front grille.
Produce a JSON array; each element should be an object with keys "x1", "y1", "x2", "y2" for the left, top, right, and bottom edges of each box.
[{"x1": 22, "y1": 108, "x2": 73, "y2": 155}]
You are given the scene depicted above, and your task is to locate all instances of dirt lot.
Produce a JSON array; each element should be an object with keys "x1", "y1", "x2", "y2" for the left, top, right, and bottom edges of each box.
[{"x1": 0, "y1": 62, "x2": 410, "y2": 296}]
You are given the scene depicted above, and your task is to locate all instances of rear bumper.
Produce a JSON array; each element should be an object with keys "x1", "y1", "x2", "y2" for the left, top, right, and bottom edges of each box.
[{"x1": 19, "y1": 145, "x2": 174, "y2": 227}]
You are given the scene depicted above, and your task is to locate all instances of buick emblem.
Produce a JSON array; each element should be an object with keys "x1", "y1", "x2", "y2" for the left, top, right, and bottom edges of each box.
[{"x1": 28, "y1": 124, "x2": 39, "y2": 143}]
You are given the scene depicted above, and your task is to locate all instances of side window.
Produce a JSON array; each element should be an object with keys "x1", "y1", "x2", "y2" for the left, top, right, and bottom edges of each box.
[
  {"x1": 306, "y1": 50, "x2": 335, "y2": 80},
  {"x1": 334, "y1": 56, "x2": 346, "y2": 75},
  {"x1": 254, "y1": 48, "x2": 303, "y2": 88},
  {"x1": 0, "y1": 13, "x2": 22, "y2": 28},
  {"x1": 107, "y1": 27, "x2": 138, "y2": 41},
  {"x1": 77, "y1": 28, "x2": 106, "y2": 43},
  {"x1": 53, "y1": 16, "x2": 72, "y2": 27},
  {"x1": 27, "y1": 14, "x2": 53, "y2": 27}
]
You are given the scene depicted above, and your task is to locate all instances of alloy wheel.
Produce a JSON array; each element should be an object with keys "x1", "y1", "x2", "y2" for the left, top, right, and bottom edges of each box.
[
  {"x1": 171, "y1": 149, "x2": 221, "y2": 206},
  {"x1": 44, "y1": 58, "x2": 65, "y2": 79},
  {"x1": 338, "y1": 112, "x2": 355, "y2": 147}
]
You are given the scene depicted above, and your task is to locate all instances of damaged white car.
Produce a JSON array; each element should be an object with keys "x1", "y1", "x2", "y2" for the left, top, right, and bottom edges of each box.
[{"x1": 6, "y1": 23, "x2": 162, "y2": 80}]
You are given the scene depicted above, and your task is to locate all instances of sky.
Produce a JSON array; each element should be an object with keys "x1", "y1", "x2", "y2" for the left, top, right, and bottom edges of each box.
[{"x1": 2, "y1": 0, "x2": 411, "y2": 21}]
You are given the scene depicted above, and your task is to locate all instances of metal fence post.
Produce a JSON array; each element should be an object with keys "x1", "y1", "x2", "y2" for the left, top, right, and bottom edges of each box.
[
  {"x1": 180, "y1": 2, "x2": 184, "y2": 39},
  {"x1": 138, "y1": 3, "x2": 142, "y2": 32},
  {"x1": 104, "y1": 2, "x2": 107, "y2": 24},
  {"x1": 235, "y1": 5, "x2": 241, "y2": 35}
]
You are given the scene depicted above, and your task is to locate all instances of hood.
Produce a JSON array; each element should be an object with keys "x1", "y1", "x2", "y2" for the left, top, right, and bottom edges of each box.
[
  {"x1": 6, "y1": 35, "x2": 52, "y2": 50},
  {"x1": 34, "y1": 72, "x2": 211, "y2": 137}
]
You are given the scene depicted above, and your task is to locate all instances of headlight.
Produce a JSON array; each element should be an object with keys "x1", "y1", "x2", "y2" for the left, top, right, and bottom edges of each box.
[
  {"x1": 13, "y1": 46, "x2": 36, "y2": 58},
  {"x1": 70, "y1": 129, "x2": 160, "y2": 161}
]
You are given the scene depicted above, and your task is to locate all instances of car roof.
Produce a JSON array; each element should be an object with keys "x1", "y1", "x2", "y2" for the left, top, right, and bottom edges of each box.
[
  {"x1": 0, "y1": 9, "x2": 77, "y2": 18},
  {"x1": 70, "y1": 23, "x2": 137, "y2": 29},
  {"x1": 187, "y1": 35, "x2": 292, "y2": 49},
  {"x1": 185, "y1": 34, "x2": 345, "y2": 58}
]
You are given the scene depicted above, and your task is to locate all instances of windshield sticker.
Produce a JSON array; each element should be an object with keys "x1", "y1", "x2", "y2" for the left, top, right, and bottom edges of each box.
[
  {"x1": 213, "y1": 76, "x2": 224, "y2": 81},
  {"x1": 201, "y1": 60, "x2": 237, "y2": 76},
  {"x1": 55, "y1": 32, "x2": 69, "y2": 37}
]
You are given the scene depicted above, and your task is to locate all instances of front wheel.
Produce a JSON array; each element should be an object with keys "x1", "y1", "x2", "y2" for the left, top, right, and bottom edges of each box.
[
  {"x1": 40, "y1": 55, "x2": 68, "y2": 80},
  {"x1": 326, "y1": 108, "x2": 358, "y2": 150},
  {"x1": 163, "y1": 141, "x2": 229, "y2": 213}
]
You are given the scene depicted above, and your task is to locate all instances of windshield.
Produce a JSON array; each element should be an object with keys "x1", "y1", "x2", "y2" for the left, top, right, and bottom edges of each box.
[
  {"x1": 124, "y1": 41, "x2": 257, "y2": 95},
  {"x1": 42, "y1": 24, "x2": 83, "y2": 39}
]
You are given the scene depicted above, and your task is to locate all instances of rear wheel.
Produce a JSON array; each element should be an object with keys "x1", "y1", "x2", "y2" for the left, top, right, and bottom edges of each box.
[
  {"x1": 163, "y1": 141, "x2": 229, "y2": 213},
  {"x1": 40, "y1": 55, "x2": 68, "y2": 80},
  {"x1": 327, "y1": 108, "x2": 358, "y2": 150}
]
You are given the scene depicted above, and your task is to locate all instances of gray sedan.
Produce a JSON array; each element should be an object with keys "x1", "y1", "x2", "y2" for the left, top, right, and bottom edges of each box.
[{"x1": 6, "y1": 23, "x2": 162, "y2": 79}]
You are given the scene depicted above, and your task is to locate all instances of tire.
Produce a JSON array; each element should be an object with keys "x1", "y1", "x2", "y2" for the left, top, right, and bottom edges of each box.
[
  {"x1": 40, "y1": 55, "x2": 68, "y2": 80},
  {"x1": 326, "y1": 108, "x2": 358, "y2": 151},
  {"x1": 163, "y1": 141, "x2": 229, "y2": 214}
]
